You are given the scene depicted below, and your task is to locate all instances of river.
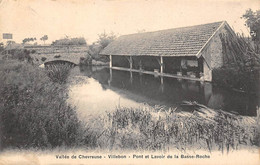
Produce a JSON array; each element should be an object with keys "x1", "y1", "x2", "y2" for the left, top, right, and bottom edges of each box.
[{"x1": 68, "y1": 66, "x2": 259, "y2": 120}]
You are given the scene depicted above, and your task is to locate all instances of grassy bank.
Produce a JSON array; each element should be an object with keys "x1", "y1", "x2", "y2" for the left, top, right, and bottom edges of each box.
[
  {"x1": 0, "y1": 59, "x2": 258, "y2": 153},
  {"x1": 84, "y1": 102, "x2": 259, "y2": 153},
  {"x1": 0, "y1": 59, "x2": 85, "y2": 149}
]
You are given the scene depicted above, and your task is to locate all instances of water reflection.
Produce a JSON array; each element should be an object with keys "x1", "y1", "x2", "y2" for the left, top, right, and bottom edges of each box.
[{"x1": 68, "y1": 66, "x2": 259, "y2": 117}]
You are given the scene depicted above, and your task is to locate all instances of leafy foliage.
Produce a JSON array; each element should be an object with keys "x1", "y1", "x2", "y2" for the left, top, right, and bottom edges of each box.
[
  {"x1": 97, "y1": 32, "x2": 117, "y2": 49},
  {"x1": 242, "y1": 9, "x2": 260, "y2": 53},
  {"x1": 214, "y1": 24, "x2": 260, "y2": 92},
  {"x1": 22, "y1": 37, "x2": 37, "y2": 44},
  {"x1": 242, "y1": 9, "x2": 260, "y2": 42},
  {"x1": 4, "y1": 49, "x2": 33, "y2": 62},
  {"x1": 40, "y1": 35, "x2": 48, "y2": 44},
  {"x1": 212, "y1": 67, "x2": 259, "y2": 92},
  {"x1": 88, "y1": 32, "x2": 116, "y2": 61},
  {"x1": 51, "y1": 37, "x2": 86, "y2": 46}
]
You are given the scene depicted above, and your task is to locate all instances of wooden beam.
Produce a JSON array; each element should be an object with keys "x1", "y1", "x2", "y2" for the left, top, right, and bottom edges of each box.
[{"x1": 111, "y1": 66, "x2": 202, "y2": 81}]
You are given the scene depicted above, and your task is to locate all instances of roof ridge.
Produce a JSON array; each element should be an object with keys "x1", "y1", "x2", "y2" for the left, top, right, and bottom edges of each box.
[{"x1": 120, "y1": 21, "x2": 226, "y2": 38}]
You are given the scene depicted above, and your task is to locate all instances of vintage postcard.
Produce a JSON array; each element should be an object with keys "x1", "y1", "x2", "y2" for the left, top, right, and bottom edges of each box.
[{"x1": 0, "y1": 0, "x2": 259, "y2": 164}]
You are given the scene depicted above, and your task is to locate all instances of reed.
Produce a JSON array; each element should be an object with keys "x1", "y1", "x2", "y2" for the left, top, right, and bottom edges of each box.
[
  {"x1": 88, "y1": 102, "x2": 259, "y2": 152},
  {"x1": 45, "y1": 63, "x2": 73, "y2": 84}
]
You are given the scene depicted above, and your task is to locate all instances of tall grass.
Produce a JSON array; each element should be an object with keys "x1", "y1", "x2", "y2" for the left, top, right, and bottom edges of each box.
[
  {"x1": 86, "y1": 102, "x2": 259, "y2": 153},
  {"x1": 0, "y1": 60, "x2": 89, "y2": 150},
  {"x1": 45, "y1": 63, "x2": 73, "y2": 84}
]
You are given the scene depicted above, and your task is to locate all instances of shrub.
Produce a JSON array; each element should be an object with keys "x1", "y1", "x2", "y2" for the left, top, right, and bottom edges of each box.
[
  {"x1": 79, "y1": 56, "x2": 92, "y2": 66},
  {"x1": 52, "y1": 37, "x2": 87, "y2": 46},
  {"x1": 8, "y1": 49, "x2": 33, "y2": 62},
  {"x1": 212, "y1": 67, "x2": 259, "y2": 92}
]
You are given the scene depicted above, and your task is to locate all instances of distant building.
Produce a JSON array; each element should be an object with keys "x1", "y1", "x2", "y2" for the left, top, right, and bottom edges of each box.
[
  {"x1": 100, "y1": 21, "x2": 238, "y2": 82},
  {"x1": 2, "y1": 33, "x2": 13, "y2": 40}
]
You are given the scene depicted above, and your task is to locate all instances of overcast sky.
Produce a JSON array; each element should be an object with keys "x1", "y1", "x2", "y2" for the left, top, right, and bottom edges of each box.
[{"x1": 0, "y1": 0, "x2": 259, "y2": 44}]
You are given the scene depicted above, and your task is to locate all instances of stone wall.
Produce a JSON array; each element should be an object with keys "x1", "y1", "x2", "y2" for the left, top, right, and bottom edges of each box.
[
  {"x1": 29, "y1": 45, "x2": 89, "y2": 65},
  {"x1": 201, "y1": 24, "x2": 231, "y2": 81}
]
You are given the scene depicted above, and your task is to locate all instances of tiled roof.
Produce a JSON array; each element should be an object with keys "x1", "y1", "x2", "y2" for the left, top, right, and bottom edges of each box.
[{"x1": 100, "y1": 21, "x2": 225, "y2": 57}]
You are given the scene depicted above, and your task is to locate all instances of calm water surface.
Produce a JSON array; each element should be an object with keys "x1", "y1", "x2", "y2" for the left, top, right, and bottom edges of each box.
[{"x1": 68, "y1": 66, "x2": 259, "y2": 119}]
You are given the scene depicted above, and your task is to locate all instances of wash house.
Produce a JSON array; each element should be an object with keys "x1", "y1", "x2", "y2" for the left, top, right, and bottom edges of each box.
[{"x1": 100, "y1": 21, "x2": 237, "y2": 82}]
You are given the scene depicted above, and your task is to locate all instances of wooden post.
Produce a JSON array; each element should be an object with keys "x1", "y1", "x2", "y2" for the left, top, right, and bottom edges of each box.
[
  {"x1": 130, "y1": 56, "x2": 133, "y2": 70},
  {"x1": 108, "y1": 68, "x2": 112, "y2": 86},
  {"x1": 160, "y1": 77, "x2": 164, "y2": 93},
  {"x1": 160, "y1": 76, "x2": 164, "y2": 85},
  {"x1": 109, "y1": 55, "x2": 112, "y2": 68},
  {"x1": 130, "y1": 71, "x2": 133, "y2": 84},
  {"x1": 160, "y1": 56, "x2": 163, "y2": 74}
]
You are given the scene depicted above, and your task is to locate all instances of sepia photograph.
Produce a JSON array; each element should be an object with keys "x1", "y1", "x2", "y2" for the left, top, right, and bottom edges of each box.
[{"x1": 0, "y1": 0, "x2": 259, "y2": 164}]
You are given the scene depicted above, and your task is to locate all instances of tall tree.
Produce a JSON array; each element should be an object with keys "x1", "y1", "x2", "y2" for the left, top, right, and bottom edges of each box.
[
  {"x1": 88, "y1": 32, "x2": 117, "y2": 61},
  {"x1": 242, "y1": 9, "x2": 260, "y2": 52},
  {"x1": 22, "y1": 37, "x2": 36, "y2": 44},
  {"x1": 40, "y1": 35, "x2": 48, "y2": 45},
  {"x1": 97, "y1": 31, "x2": 117, "y2": 49}
]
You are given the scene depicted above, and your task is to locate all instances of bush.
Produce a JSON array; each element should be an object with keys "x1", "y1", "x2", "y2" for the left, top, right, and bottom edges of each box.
[
  {"x1": 8, "y1": 49, "x2": 33, "y2": 62},
  {"x1": 52, "y1": 37, "x2": 87, "y2": 46},
  {"x1": 212, "y1": 67, "x2": 259, "y2": 92},
  {"x1": 79, "y1": 56, "x2": 92, "y2": 66}
]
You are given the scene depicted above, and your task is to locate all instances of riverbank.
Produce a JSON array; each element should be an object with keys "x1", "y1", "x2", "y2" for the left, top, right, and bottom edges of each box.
[
  {"x1": 0, "y1": 59, "x2": 85, "y2": 149},
  {"x1": 0, "y1": 59, "x2": 258, "y2": 153},
  {"x1": 80, "y1": 101, "x2": 259, "y2": 152}
]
